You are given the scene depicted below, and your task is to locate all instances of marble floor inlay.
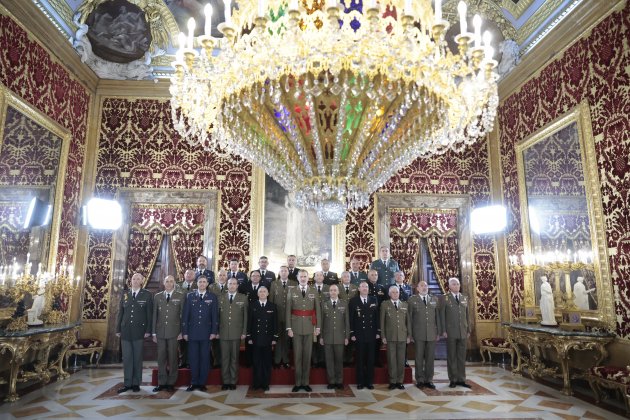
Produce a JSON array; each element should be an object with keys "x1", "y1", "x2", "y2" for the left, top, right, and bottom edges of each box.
[{"x1": 0, "y1": 362, "x2": 625, "y2": 419}]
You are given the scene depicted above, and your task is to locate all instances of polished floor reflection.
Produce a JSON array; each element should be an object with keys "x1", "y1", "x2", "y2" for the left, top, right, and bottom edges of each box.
[{"x1": 0, "y1": 361, "x2": 625, "y2": 419}]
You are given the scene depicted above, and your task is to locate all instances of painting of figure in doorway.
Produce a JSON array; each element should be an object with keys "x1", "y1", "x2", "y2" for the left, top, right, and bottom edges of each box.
[{"x1": 263, "y1": 175, "x2": 332, "y2": 273}]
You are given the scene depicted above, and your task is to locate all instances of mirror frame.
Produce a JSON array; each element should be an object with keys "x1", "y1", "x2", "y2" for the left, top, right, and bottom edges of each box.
[
  {"x1": 0, "y1": 84, "x2": 71, "y2": 274},
  {"x1": 515, "y1": 101, "x2": 615, "y2": 328}
]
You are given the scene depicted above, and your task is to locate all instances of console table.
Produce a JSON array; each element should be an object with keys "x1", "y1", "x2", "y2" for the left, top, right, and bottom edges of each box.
[
  {"x1": 0, "y1": 323, "x2": 79, "y2": 402},
  {"x1": 506, "y1": 323, "x2": 614, "y2": 395}
]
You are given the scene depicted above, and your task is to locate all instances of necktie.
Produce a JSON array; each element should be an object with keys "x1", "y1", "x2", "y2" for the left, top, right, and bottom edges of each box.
[
  {"x1": 394, "y1": 301, "x2": 398, "y2": 310},
  {"x1": 261, "y1": 270, "x2": 265, "y2": 277},
  {"x1": 302, "y1": 288, "x2": 306, "y2": 298},
  {"x1": 317, "y1": 286, "x2": 321, "y2": 294},
  {"x1": 283, "y1": 281, "x2": 286, "y2": 288},
  {"x1": 455, "y1": 294, "x2": 460, "y2": 304},
  {"x1": 132, "y1": 292, "x2": 136, "y2": 300},
  {"x1": 353, "y1": 272, "x2": 357, "y2": 279},
  {"x1": 423, "y1": 296, "x2": 426, "y2": 305},
  {"x1": 229, "y1": 294, "x2": 233, "y2": 304},
  {"x1": 363, "y1": 298, "x2": 367, "y2": 305},
  {"x1": 220, "y1": 284, "x2": 224, "y2": 291},
  {"x1": 166, "y1": 293, "x2": 170, "y2": 303},
  {"x1": 399, "y1": 285, "x2": 402, "y2": 293},
  {"x1": 332, "y1": 301, "x2": 336, "y2": 309},
  {"x1": 254, "y1": 285, "x2": 258, "y2": 292},
  {"x1": 345, "y1": 286, "x2": 349, "y2": 294},
  {"x1": 187, "y1": 283, "x2": 190, "y2": 291},
  {"x1": 261, "y1": 302, "x2": 265, "y2": 308},
  {"x1": 232, "y1": 272, "x2": 236, "y2": 278}
]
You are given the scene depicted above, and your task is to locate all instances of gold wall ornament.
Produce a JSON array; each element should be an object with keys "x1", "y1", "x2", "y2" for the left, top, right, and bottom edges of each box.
[
  {"x1": 513, "y1": 101, "x2": 614, "y2": 329},
  {"x1": 171, "y1": 0, "x2": 499, "y2": 224}
]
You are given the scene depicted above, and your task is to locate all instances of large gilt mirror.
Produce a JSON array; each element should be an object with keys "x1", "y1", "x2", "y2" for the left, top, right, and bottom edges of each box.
[
  {"x1": 516, "y1": 101, "x2": 614, "y2": 328},
  {"x1": 0, "y1": 86, "x2": 70, "y2": 317}
]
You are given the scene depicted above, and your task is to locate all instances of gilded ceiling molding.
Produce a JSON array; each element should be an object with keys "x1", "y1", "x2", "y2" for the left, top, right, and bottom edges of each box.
[
  {"x1": 513, "y1": 0, "x2": 566, "y2": 44},
  {"x1": 37, "y1": 0, "x2": 77, "y2": 32},
  {"x1": 500, "y1": 0, "x2": 536, "y2": 20},
  {"x1": 444, "y1": 0, "x2": 518, "y2": 41}
]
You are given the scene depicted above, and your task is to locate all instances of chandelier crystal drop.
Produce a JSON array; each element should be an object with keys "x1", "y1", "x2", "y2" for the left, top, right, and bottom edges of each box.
[{"x1": 170, "y1": 0, "x2": 499, "y2": 224}]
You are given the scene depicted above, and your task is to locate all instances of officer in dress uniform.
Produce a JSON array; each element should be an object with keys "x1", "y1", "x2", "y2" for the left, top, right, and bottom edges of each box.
[
  {"x1": 319, "y1": 284, "x2": 349, "y2": 389},
  {"x1": 182, "y1": 276, "x2": 219, "y2": 392},
  {"x1": 195, "y1": 255, "x2": 215, "y2": 284},
  {"x1": 116, "y1": 272, "x2": 153, "y2": 393},
  {"x1": 227, "y1": 258, "x2": 248, "y2": 285},
  {"x1": 338, "y1": 271, "x2": 358, "y2": 365},
  {"x1": 440, "y1": 277, "x2": 472, "y2": 389},
  {"x1": 239, "y1": 270, "x2": 264, "y2": 303},
  {"x1": 409, "y1": 280, "x2": 440, "y2": 389},
  {"x1": 321, "y1": 258, "x2": 339, "y2": 285},
  {"x1": 177, "y1": 269, "x2": 197, "y2": 368},
  {"x1": 247, "y1": 286, "x2": 278, "y2": 391},
  {"x1": 257, "y1": 256, "x2": 275, "y2": 288},
  {"x1": 286, "y1": 255, "x2": 301, "y2": 281},
  {"x1": 381, "y1": 286, "x2": 411, "y2": 390},
  {"x1": 349, "y1": 282, "x2": 379, "y2": 389},
  {"x1": 311, "y1": 271, "x2": 329, "y2": 368},
  {"x1": 151, "y1": 275, "x2": 184, "y2": 392},
  {"x1": 209, "y1": 269, "x2": 229, "y2": 368},
  {"x1": 349, "y1": 258, "x2": 368, "y2": 285},
  {"x1": 393, "y1": 271, "x2": 412, "y2": 302},
  {"x1": 218, "y1": 278, "x2": 248, "y2": 390},
  {"x1": 370, "y1": 246, "x2": 400, "y2": 287},
  {"x1": 287, "y1": 269, "x2": 322, "y2": 392},
  {"x1": 269, "y1": 266, "x2": 297, "y2": 368},
  {"x1": 366, "y1": 269, "x2": 386, "y2": 366}
]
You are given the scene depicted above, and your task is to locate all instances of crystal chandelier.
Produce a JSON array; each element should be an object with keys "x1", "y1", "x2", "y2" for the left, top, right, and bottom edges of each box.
[{"x1": 170, "y1": 0, "x2": 498, "y2": 224}]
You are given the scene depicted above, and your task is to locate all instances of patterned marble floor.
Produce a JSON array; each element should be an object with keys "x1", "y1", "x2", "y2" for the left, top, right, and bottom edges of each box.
[{"x1": 0, "y1": 361, "x2": 625, "y2": 419}]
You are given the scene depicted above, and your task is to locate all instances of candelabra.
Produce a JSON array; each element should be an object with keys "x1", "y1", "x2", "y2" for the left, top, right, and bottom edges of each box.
[
  {"x1": 0, "y1": 258, "x2": 39, "y2": 331},
  {"x1": 41, "y1": 259, "x2": 80, "y2": 326}
]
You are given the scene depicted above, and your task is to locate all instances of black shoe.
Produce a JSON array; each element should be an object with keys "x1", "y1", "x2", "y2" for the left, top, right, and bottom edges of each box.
[
  {"x1": 153, "y1": 385, "x2": 164, "y2": 392},
  {"x1": 388, "y1": 383, "x2": 396, "y2": 390},
  {"x1": 336, "y1": 384, "x2": 344, "y2": 390},
  {"x1": 179, "y1": 364, "x2": 190, "y2": 369},
  {"x1": 303, "y1": 385, "x2": 312, "y2": 392},
  {"x1": 186, "y1": 385, "x2": 196, "y2": 392},
  {"x1": 132, "y1": 386, "x2": 140, "y2": 392},
  {"x1": 222, "y1": 384, "x2": 229, "y2": 390},
  {"x1": 397, "y1": 383, "x2": 404, "y2": 390},
  {"x1": 458, "y1": 382, "x2": 472, "y2": 388},
  {"x1": 357, "y1": 385, "x2": 364, "y2": 390},
  {"x1": 405, "y1": 362, "x2": 410, "y2": 367},
  {"x1": 263, "y1": 386, "x2": 270, "y2": 391},
  {"x1": 198, "y1": 385, "x2": 207, "y2": 392},
  {"x1": 230, "y1": 385, "x2": 237, "y2": 390},
  {"x1": 415, "y1": 383, "x2": 424, "y2": 389},
  {"x1": 449, "y1": 382, "x2": 456, "y2": 388},
  {"x1": 117, "y1": 386, "x2": 131, "y2": 394},
  {"x1": 424, "y1": 382, "x2": 436, "y2": 389},
  {"x1": 327, "y1": 384, "x2": 335, "y2": 389},
  {"x1": 292, "y1": 386, "x2": 301, "y2": 392},
  {"x1": 367, "y1": 385, "x2": 374, "y2": 390},
  {"x1": 251, "y1": 386, "x2": 259, "y2": 391},
  {"x1": 283, "y1": 363, "x2": 291, "y2": 369}
]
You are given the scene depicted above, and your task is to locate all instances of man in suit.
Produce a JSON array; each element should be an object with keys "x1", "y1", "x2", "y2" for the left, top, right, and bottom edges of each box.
[
  {"x1": 349, "y1": 258, "x2": 368, "y2": 285},
  {"x1": 409, "y1": 280, "x2": 440, "y2": 389},
  {"x1": 195, "y1": 255, "x2": 215, "y2": 284},
  {"x1": 178, "y1": 269, "x2": 197, "y2": 293},
  {"x1": 257, "y1": 256, "x2": 275, "y2": 287},
  {"x1": 269, "y1": 266, "x2": 296, "y2": 368},
  {"x1": 116, "y1": 272, "x2": 152, "y2": 393},
  {"x1": 393, "y1": 271, "x2": 412, "y2": 302},
  {"x1": 151, "y1": 275, "x2": 184, "y2": 392},
  {"x1": 247, "y1": 286, "x2": 278, "y2": 391},
  {"x1": 286, "y1": 255, "x2": 300, "y2": 281},
  {"x1": 440, "y1": 277, "x2": 471, "y2": 389},
  {"x1": 320, "y1": 284, "x2": 349, "y2": 389},
  {"x1": 218, "y1": 278, "x2": 248, "y2": 390},
  {"x1": 227, "y1": 258, "x2": 248, "y2": 285},
  {"x1": 349, "y1": 282, "x2": 379, "y2": 389},
  {"x1": 370, "y1": 246, "x2": 400, "y2": 287},
  {"x1": 182, "y1": 276, "x2": 219, "y2": 392},
  {"x1": 380, "y1": 286, "x2": 411, "y2": 390},
  {"x1": 209, "y1": 269, "x2": 229, "y2": 368},
  {"x1": 287, "y1": 269, "x2": 321, "y2": 392},
  {"x1": 338, "y1": 271, "x2": 358, "y2": 365},
  {"x1": 321, "y1": 258, "x2": 339, "y2": 285},
  {"x1": 311, "y1": 271, "x2": 329, "y2": 367}
]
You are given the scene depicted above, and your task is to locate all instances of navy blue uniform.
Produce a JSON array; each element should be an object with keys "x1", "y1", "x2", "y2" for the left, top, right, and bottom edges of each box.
[
  {"x1": 248, "y1": 300, "x2": 278, "y2": 389},
  {"x1": 182, "y1": 290, "x2": 219, "y2": 387},
  {"x1": 349, "y1": 295, "x2": 380, "y2": 387},
  {"x1": 195, "y1": 268, "x2": 215, "y2": 285}
]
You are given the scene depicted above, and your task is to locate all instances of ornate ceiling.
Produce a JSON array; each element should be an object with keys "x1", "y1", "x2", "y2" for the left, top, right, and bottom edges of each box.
[{"x1": 32, "y1": 0, "x2": 582, "y2": 79}]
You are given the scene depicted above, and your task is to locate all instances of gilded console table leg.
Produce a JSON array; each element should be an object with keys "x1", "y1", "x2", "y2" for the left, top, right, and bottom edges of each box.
[
  {"x1": 512, "y1": 340, "x2": 524, "y2": 375},
  {"x1": 54, "y1": 329, "x2": 77, "y2": 379},
  {"x1": 1, "y1": 341, "x2": 28, "y2": 402},
  {"x1": 555, "y1": 343, "x2": 572, "y2": 395}
]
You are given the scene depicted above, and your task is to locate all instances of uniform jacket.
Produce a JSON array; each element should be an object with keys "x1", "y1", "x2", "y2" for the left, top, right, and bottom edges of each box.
[
  {"x1": 348, "y1": 295, "x2": 380, "y2": 342},
  {"x1": 313, "y1": 283, "x2": 330, "y2": 300},
  {"x1": 182, "y1": 290, "x2": 219, "y2": 340},
  {"x1": 393, "y1": 283, "x2": 412, "y2": 301},
  {"x1": 195, "y1": 268, "x2": 215, "y2": 284},
  {"x1": 439, "y1": 293, "x2": 470, "y2": 339},
  {"x1": 239, "y1": 282, "x2": 265, "y2": 304},
  {"x1": 338, "y1": 283, "x2": 358, "y2": 301},
  {"x1": 116, "y1": 288, "x2": 153, "y2": 341},
  {"x1": 269, "y1": 279, "x2": 297, "y2": 322},
  {"x1": 227, "y1": 270, "x2": 248, "y2": 285},
  {"x1": 320, "y1": 298, "x2": 350, "y2": 345},
  {"x1": 286, "y1": 285, "x2": 322, "y2": 334},
  {"x1": 247, "y1": 300, "x2": 278, "y2": 347},
  {"x1": 286, "y1": 267, "x2": 301, "y2": 281},
  {"x1": 408, "y1": 294, "x2": 440, "y2": 342},
  {"x1": 152, "y1": 290, "x2": 185, "y2": 339},
  {"x1": 380, "y1": 300, "x2": 411, "y2": 342},
  {"x1": 367, "y1": 281, "x2": 387, "y2": 305},
  {"x1": 322, "y1": 271, "x2": 339, "y2": 285},
  {"x1": 209, "y1": 281, "x2": 229, "y2": 297},
  {"x1": 349, "y1": 270, "x2": 368, "y2": 285},
  {"x1": 370, "y1": 259, "x2": 400, "y2": 286},
  {"x1": 218, "y1": 292, "x2": 248, "y2": 340},
  {"x1": 177, "y1": 280, "x2": 197, "y2": 293},
  {"x1": 257, "y1": 269, "x2": 276, "y2": 286}
]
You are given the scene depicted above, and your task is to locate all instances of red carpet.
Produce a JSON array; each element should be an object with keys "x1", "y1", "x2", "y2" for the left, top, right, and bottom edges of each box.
[{"x1": 151, "y1": 365, "x2": 412, "y2": 387}]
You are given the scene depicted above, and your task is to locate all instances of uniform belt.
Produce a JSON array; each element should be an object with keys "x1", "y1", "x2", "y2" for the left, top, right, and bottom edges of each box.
[{"x1": 291, "y1": 309, "x2": 316, "y2": 325}]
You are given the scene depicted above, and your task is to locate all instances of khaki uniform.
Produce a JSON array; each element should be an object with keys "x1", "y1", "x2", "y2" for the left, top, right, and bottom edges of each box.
[
  {"x1": 218, "y1": 292, "x2": 248, "y2": 386},
  {"x1": 408, "y1": 294, "x2": 440, "y2": 384},
  {"x1": 269, "y1": 279, "x2": 297, "y2": 365},
  {"x1": 311, "y1": 283, "x2": 329, "y2": 366},
  {"x1": 439, "y1": 293, "x2": 471, "y2": 383},
  {"x1": 286, "y1": 285, "x2": 322, "y2": 386},
  {"x1": 320, "y1": 299, "x2": 349, "y2": 385},
  {"x1": 380, "y1": 299, "x2": 411, "y2": 384},
  {"x1": 116, "y1": 288, "x2": 152, "y2": 388},
  {"x1": 209, "y1": 282, "x2": 229, "y2": 366},
  {"x1": 209, "y1": 282, "x2": 229, "y2": 296},
  {"x1": 338, "y1": 283, "x2": 358, "y2": 301},
  {"x1": 152, "y1": 290, "x2": 184, "y2": 387}
]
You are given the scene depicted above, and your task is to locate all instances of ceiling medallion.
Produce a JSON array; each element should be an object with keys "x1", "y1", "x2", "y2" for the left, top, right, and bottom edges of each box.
[{"x1": 170, "y1": 0, "x2": 498, "y2": 225}]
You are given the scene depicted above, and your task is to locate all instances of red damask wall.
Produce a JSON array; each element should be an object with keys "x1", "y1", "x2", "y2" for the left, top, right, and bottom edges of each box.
[
  {"x1": 0, "y1": 14, "x2": 90, "y2": 266},
  {"x1": 499, "y1": 5, "x2": 630, "y2": 336},
  {"x1": 84, "y1": 98, "x2": 251, "y2": 320},
  {"x1": 346, "y1": 141, "x2": 499, "y2": 320}
]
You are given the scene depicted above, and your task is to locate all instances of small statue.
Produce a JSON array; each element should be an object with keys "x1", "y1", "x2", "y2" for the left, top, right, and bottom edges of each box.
[
  {"x1": 27, "y1": 282, "x2": 46, "y2": 325},
  {"x1": 539, "y1": 276, "x2": 557, "y2": 326},
  {"x1": 573, "y1": 277, "x2": 595, "y2": 310},
  {"x1": 498, "y1": 39, "x2": 521, "y2": 77}
]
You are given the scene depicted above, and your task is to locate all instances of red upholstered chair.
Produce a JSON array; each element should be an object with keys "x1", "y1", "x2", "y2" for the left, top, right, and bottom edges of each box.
[
  {"x1": 65, "y1": 338, "x2": 103, "y2": 368},
  {"x1": 479, "y1": 337, "x2": 516, "y2": 368},
  {"x1": 588, "y1": 365, "x2": 630, "y2": 415}
]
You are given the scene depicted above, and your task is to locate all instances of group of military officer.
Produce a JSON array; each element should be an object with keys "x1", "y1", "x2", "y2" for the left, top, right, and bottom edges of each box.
[{"x1": 116, "y1": 252, "x2": 472, "y2": 393}]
